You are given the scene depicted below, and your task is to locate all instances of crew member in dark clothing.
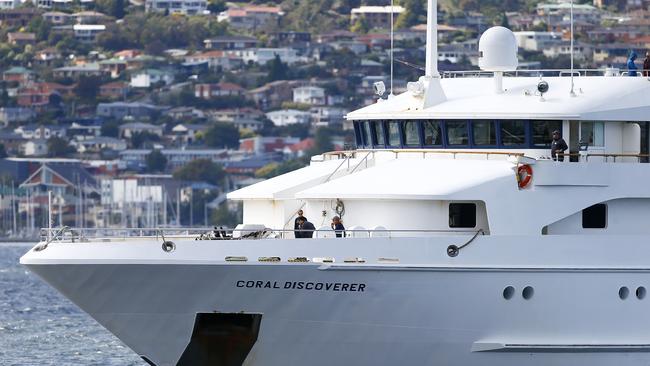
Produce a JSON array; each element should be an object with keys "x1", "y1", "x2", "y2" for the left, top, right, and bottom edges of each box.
[
  {"x1": 331, "y1": 216, "x2": 346, "y2": 238},
  {"x1": 296, "y1": 217, "x2": 315, "y2": 239},
  {"x1": 644, "y1": 52, "x2": 650, "y2": 77},
  {"x1": 294, "y1": 210, "x2": 307, "y2": 236},
  {"x1": 551, "y1": 130, "x2": 568, "y2": 162}
]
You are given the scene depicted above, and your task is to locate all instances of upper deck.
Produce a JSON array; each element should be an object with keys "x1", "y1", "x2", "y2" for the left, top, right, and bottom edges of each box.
[{"x1": 347, "y1": 71, "x2": 650, "y2": 122}]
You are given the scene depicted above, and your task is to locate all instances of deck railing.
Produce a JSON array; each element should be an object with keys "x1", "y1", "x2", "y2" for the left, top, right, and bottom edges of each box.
[
  {"x1": 440, "y1": 68, "x2": 650, "y2": 78},
  {"x1": 39, "y1": 226, "x2": 482, "y2": 244}
]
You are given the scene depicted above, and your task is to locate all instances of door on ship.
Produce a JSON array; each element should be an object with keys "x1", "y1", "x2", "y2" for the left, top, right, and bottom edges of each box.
[{"x1": 569, "y1": 121, "x2": 579, "y2": 162}]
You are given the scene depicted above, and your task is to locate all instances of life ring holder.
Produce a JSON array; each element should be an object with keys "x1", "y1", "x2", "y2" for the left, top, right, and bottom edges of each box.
[{"x1": 517, "y1": 164, "x2": 533, "y2": 189}]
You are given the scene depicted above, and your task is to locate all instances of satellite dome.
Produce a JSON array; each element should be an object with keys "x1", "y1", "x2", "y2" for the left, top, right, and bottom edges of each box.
[{"x1": 478, "y1": 26, "x2": 518, "y2": 72}]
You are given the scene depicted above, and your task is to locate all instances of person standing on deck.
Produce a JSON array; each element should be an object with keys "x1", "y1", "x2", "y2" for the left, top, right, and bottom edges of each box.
[
  {"x1": 551, "y1": 130, "x2": 568, "y2": 162},
  {"x1": 643, "y1": 52, "x2": 650, "y2": 77},
  {"x1": 628, "y1": 51, "x2": 639, "y2": 77},
  {"x1": 296, "y1": 218, "x2": 315, "y2": 239},
  {"x1": 331, "y1": 216, "x2": 346, "y2": 238},
  {"x1": 294, "y1": 210, "x2": 307, "y2": 238}
]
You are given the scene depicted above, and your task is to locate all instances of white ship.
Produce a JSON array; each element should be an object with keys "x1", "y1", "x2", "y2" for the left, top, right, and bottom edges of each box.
[{"x1": 20, "y1": 1, "x2": 650, "y2": 365}]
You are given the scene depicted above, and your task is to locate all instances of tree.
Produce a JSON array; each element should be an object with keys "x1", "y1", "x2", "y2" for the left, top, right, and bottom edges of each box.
[
  {"x1": 75, "y1": 76, "x2": 102, "y2": 101},
  {"x1": 350, "y1": 16, "x2": 369, "y2": 33},
  {"x1": 130, "y1": 131, "x2": 161, "y2": 149},
  {"x1": 47, "y1": 137, "x2": 75, "y2": 157},
  {"x1": 307, "y1": 127, "x2": 334, "y2": 156},
  {"x1": 146, "y1": 150, "x2": 167, "y2": 172},
  {"x1": 207, "y1": 0, "x2": 226, "y2": 13},
  {"x1": 395, "y1": 0, "x2": 424, "y2": 29},
  {"x1": 203, "y1": 122, "x2": 240, "y2": 149},
  {"x1": 210, "y1": 202, "x2": 242, "y2": 228},
  {"x1": 101, "y1": 120, "x2": 120, "y2": 137},
  {"x1": 173, "y1": 159, "x2": 225, "y2": 186},
  {"x1": 266, "y1": 54, "x2": 288, "y2": 82}
]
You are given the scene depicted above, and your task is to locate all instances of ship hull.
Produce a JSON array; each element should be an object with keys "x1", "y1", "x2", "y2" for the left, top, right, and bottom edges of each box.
[{"x1": 21, "y1": 235, "x2": 650, "y2": 366}]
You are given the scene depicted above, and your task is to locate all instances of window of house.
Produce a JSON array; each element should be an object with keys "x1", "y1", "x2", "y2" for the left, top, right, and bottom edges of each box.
[
  {"x1": 580, "y1": 121, "x2": 605, "y2": 147},
  {"x1": 472, "y1": 121, "x2": 497, "y2": 146},
  {"x1": 500, "y1": 120, "x2": 526, "y2": 146},
  {"x1": 449, "y1": 203, "x2": 477, "y2": 228},
  {"x1": 423, "y1": 121, "x2": 442, "y2": 146},
  {"x1": 532, "y1": 120, "x2": 563, "y2": 147},
  {"x1": 387, "y1": 121, "x2": 400, "y2": 146},
  {"x1": 402, "y1": 121, "x2": 420, "y2": 146},
  {"x1": 582, "y1": 204, "x2": 607, "y2": 229},
  {"x1": 446, "y1": 121, "x2": 468, "y2": 146}
]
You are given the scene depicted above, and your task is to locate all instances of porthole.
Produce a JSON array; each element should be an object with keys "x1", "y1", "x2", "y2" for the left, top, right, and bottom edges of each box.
[
  {"x1": 522, "y1": 286, "x2": 534, "y2": 300},
  {"x1": 503, "y1": 286, "x2": 515, "y2": 300},
  {"x1": 636, "y1": 286, "x2": 646, "y2": 300},
  {"x1": 619, "y1": 286, "x2": 629, "y2": 300}
]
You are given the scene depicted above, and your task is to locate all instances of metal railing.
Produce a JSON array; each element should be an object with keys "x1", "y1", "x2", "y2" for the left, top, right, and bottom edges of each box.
[
  {"x1": 39, "y1": 226, "x2": 484, "y2": 244},
  {"x1": 440, "y1": 68, "x2": 650, "y2": 78}
]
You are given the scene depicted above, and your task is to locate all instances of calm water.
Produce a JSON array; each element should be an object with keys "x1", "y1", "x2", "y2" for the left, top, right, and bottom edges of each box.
[{"x1": 0, "y1": 244, "x2": 145, "y2": 365}]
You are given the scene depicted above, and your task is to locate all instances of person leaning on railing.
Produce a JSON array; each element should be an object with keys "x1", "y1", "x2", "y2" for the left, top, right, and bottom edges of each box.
[
  {"x1": 551, "y1": 130, "x2": 568, "y2": 162},
  {"x1": 295, "y1": 217, "x2": 315, "y2": 239},
  {"x1": 644, "y1": 52, "x2": 650, "y2": 77},
  {"x1": 331, "y1": 216, "x2": 346, "y2": 238}
]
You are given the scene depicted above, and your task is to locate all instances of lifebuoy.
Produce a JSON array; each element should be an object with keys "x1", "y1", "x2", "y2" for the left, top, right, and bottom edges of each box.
[{"x1": 517, "y1": 164, "x2": 533, "y2": 188}]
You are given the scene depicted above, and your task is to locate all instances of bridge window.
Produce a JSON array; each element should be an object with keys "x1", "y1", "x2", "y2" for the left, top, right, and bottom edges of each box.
[
  {"x1": 449, "y1": 203, "x2": 476, "y2": 228},
  {"x1": 532, "y1": 120, "x2": 562, "y2": 147},
  {"x1": 582, "y1": 204, "x2": 607, "y2": 229},
  {"x1": 501, "y1": 120, "x2": 527, "y2": 146},
  {"x1": 403, "y1": 121, "x2": 420, "y2": 146},
  {"x1": 361, "y1": 121, "x2": 371, "y2": 147},
  {"x1": 423, "y1": 121, "x2": 442, "y2": 146},
  {"x1": 387, "y1": 121, "x2": 400, "y2": 147},
  {"x1": 472, "y1": 121, "x2": 497, "y2": 146},
  {"x1": 446, "y1": 121, "x2": 469, "y2": 146},
  {"x1": 371, "y1": 121, "x2": 385, "y2": 147}
]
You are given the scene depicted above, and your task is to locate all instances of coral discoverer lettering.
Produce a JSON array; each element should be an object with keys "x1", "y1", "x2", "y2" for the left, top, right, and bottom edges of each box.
[{"x1": 236, "y1": 280, "x2": 366, "y2": 292}]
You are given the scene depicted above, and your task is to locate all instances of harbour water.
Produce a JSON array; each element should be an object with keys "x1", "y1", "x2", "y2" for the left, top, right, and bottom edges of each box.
[{"x1": 0, "y1": 244, "x2": 144, "y2": 365}]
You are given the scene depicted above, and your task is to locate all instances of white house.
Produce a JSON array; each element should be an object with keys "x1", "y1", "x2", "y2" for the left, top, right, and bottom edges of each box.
[
  {"x1": 130, "y1": 69, "x2": 174, "y2": 88},
  {"x1": 266, "y1": 109, "x2": 311, "y2": 126},
  {"x1": 119, "y1": 122, "x2": 164, "y2": 138},
  {"x1": 0, "y1": 0, "x2": 19, "y2": 9},
  {"x1": 293, "y1": 86, "x2": 326, "y2": 105},
  {"x1": 170, "y1": 123, "x2": 208, "y2": 145},
  {"x1": 73, "y1": 24, "x2": 105, "y2": 43},
  {"x1": 513, "y1": 31, "x2": 562, "y2": 52},
  {"x1": 217, "y1": 5, "x2": 283, "y2": 30},
  {"x1": 145, "y1": 0, "x2": 207, "y2": 15},
  {"x1": 22, "y1": 139, "x2": 49, "y2": 156},
  {"x1": 74, "y1": 137, "x2": 127, "y2": 153},
  {"x1": 240, "y1": 48, "x2": 300, "y2": 65}
]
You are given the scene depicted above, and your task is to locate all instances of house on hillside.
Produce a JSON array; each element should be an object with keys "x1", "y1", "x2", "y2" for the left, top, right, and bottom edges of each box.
[
  {"x1": 7, "y1": 32, "x2": 36, "y2": 46},
  {"x1": 350, "y1": 6, "x2": 405, "y2": 29},
  {"x1": 119, "y1": 122, "x2": 163, "y2": 138},
  {"x1": 217, "y1": 5, "x2": 283, "y2": 30},
  {"x1": 97, "y1": 102, "x2": 164, "y2": 120},
  {"x1": 194, "y1": 82, "x2": 245, "y2": 99},
  {"x1": 203, "y1": 36, "x2": 258, "y2": 50},
  {"x1": 265, "y1": 109, "x2": 311, "y2": 126},
  {"x1": 145, "y1": 0, "x2": 207, "y2": 15},
  {"x1": 130, "y1": 69, "x2": 174, "y2": 88},
  {"x1": 293, "y1": 86, "x2": 325, "y2": 105},
  {"x1": 99, "y1": 81, "x2": 130, "y2": 100},
  {"x1": 170, "y1": 123, "x2": 208, "y2": 145}
]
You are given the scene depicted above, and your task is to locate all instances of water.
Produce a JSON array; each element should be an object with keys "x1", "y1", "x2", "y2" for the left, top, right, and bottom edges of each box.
[{"x1": 0, "y1": 244, "x2": 145, "y2": 365}]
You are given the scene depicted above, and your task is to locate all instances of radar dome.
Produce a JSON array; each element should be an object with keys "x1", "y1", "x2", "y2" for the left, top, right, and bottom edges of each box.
[{"x1": 478, "y1": 26, "x2": 518, "y2": 72}]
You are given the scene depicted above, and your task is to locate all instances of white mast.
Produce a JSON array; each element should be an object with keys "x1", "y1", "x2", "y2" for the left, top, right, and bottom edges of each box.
[{"x1": 420, "y1": 0, "x2": 446, "y2": 108}]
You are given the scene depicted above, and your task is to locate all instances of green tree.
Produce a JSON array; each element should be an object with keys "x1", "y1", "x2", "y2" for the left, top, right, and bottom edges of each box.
[
  {"x1": 207, "y1": 0, "x2": 226, "y2": 13},
  {"x1": 101, "y1": 120, "x2": 120, "y2": 137},
  {"x1": 210, "y1": 202, "x2": 242, "y2": 228},
  {"x1": 307, "y1": 127, "x2": 335, "y2": 156},
  {"x1": 146, "y1": 149, "x2": 167, "y2": 172},
  {"x1": 75, "y1": 76, "x2": 102, "y2": 101},
  {"x1": 350, "y1": 16, "x2": 369, "y2": 33},
  {"x1": 173, "y1": 159, "x2": 225, "y2": 186},
  {"x1": 130, "y1": 131, "x2": 161, "y2": 149},
  {"x1": 255, "y1": 159, "x2": 307, "y2": 179},
  {"x1": 47, "y1": 137, "x2": 75, "y2": 157},
  {"x1": 267, "y1": 54, "x2": 288, "y2": 82},
  {"x1": 203, "y1": 122, "x2": 240, "y2": 149}
]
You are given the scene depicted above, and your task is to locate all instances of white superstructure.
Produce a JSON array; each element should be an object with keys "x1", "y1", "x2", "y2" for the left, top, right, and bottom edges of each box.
[{"x1": 19, "y1": 1, "x2": 650, "y2": 365}]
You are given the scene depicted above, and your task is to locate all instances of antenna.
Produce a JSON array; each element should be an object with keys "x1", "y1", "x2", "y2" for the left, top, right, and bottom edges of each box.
[
  {"x1": 389, "y1": 0, "x2": 394, "y2": 96},
  {"x1": 569, "y1": 0, "x2": 576, "y2": 97}
]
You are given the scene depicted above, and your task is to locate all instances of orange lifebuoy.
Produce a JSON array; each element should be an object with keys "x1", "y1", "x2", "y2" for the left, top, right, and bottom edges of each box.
[{"x1": 517, "y1": 164, "x2": 533, "y2": 188}]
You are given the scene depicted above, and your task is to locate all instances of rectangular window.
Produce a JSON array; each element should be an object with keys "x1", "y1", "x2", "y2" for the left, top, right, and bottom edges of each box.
[
  {"x1": 353, "y1": 122, "x2": 362, "y2": 147},
  {"x1": 446, "y1": 121, "x2": 468, "y2": 146},
  {"x1": 423, "y1": 120, "x2": 442, "y2": 146},
  {"x1": 449, "y1": 203, "x2": 476, "y2": 228},
  {"x1": 371, "y1": 122, "x2": 385, "y2": 146},
  {"x1": 582, "y1": 203, "x2": 607, "y2": 229},
  {"x1": 532, "y1": 120, "x2": 562, "y2": 147},
  {"x1": 501, "y1": 120, "x2": 526, "y2": 146},
  {"x1": 472, "y1": 121, "x2": 496, "y2": 146},
  {"x1": 580, "y1": 121, "x2": 605, "y2": 147},
  {"x1": 362, "y1": 121, "x2": 372, "y2": 147},
  {"x1": 402, "y1": 121, "x2": 420, "y2": 146},
  {"x1": 387, "y1": 121, "x2": 400, "y2": 146}
]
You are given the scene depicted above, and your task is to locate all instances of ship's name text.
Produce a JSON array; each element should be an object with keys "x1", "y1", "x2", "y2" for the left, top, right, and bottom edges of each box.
[{"x1": 236, "y1": 280, "x2": 366, "y2": 292}]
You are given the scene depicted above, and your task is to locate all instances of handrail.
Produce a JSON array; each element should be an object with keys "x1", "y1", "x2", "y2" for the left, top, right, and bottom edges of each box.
[
  {"x1": 39, "y1": 226, "x2": 485, "y2": 243},
  {"x1": 440, "y1": 68, "x2": 629, "y2": 78}
]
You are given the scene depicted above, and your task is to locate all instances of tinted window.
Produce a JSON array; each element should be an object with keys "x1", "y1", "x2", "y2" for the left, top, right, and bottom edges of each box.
[
  {"x1": 372, "y1": 122, "x2": 385, "y2": 146},
  {"x1": 361, "y1": 121, "x2": 372, "y2": 147},
  {"x1": 446, "y1": 121, "x2": 468, "y2": 145},
  {"x1": 403, "y1": 121, "x2": 420, "y2": 146},
  {"x1": 449, "y1": 203, "x2": 476, "y2": 228},
  {"x1": 387, "y1": 121, "x2": 400, "y2": 146},
  {"x1": 353, "y1": 122, "x2": 362, "y2": 146},
  {"x1": 423, "y1": 121, "x2": 442, "y2": 146},
  {"x1": 501, "y1": 120, "x2": 526, "y2": 146},
  {"x1": 473, "y1": 121, "x2": 497, "y2": 145},
  {"x1": 532, "y1": 120, "x2": 562, "y2": 147},
  {"x1": 582, "y1": 204, "x2": 606, "y2": 229}
]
